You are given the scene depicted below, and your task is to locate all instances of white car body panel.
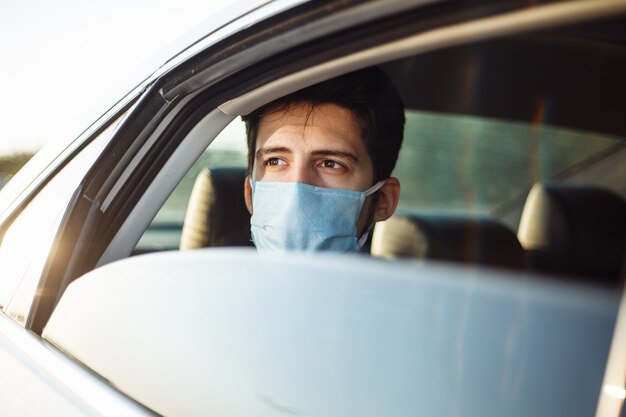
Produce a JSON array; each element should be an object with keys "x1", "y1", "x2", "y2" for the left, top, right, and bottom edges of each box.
[
  {"x1": 0, "y1": 314, "x2": 152, "y2": 416},
  {"x1": 596, "y1": 288, "x2": 626, "y2": 416}
]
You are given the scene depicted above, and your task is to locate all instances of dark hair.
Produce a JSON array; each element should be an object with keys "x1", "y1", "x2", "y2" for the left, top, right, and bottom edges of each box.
[{"x1": 242, "y1": 67, "x2": 405, "y2": 182}]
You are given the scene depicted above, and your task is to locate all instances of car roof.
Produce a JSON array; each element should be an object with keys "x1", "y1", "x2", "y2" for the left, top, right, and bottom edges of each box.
[{"x1": 0, "y1": 0, "x2": 299, "y2": 224}]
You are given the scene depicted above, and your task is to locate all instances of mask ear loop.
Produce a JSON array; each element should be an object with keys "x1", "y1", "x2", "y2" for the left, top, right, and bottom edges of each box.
[
  {"x1": 357, "y1": 180, "x2": 386, "y2": 248},
  {"x1": 364, "y1": 180, "x2": 385, "y2": 196},
  {"x1": 357, "y1": 222, "x2": 376, "y2": 248}
]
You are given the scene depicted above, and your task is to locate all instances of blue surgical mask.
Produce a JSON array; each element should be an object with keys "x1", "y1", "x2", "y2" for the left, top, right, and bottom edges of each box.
[{"x1": 250, "y1": 180, "x2": 385, "y2": 252}]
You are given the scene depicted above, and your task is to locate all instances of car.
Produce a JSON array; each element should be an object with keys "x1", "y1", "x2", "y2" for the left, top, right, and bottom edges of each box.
[{"x1": 1, "y1": 0, "x2": 625, "y2": 416}]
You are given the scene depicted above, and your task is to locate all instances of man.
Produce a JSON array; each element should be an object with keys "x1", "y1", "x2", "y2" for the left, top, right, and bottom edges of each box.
[{"x1": 242, "y1": 67, "x2": 405, "y2": 252}]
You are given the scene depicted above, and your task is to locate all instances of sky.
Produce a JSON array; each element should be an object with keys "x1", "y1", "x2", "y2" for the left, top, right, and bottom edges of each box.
[{"x1": 0, "y1": 0, "x2": 230, "y2": 156}]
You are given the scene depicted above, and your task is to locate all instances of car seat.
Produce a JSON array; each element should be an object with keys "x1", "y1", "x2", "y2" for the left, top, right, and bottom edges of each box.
[
  {"x1": 371, "y1": 212, "x2": 526, "y2": 270},
  {"x1": 517, "y1": 182, "x2": 626, "y2": 284},
  {"x1": 179, "y1": 167, "x2": 252, "y2": 249}
]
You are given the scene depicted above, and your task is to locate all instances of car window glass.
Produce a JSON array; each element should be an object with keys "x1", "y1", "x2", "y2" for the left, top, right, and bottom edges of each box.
[
  {"x1": 135, "y1": 118, "x2": 247, "y2": 253},
  {"x1": 0, "y1": 120, "x2": 120, "y2": 322},
  {"x1": 393, "y1": 110, "x2": 621, "y2": 220}
]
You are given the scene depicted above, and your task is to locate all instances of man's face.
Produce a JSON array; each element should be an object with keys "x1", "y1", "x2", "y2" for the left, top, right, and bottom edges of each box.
[
  {"x1": 250, "y1": 102, "x2": 374, "y2": 191},
  {"x1": 246, "y1": 102, "x2": 377, "y2": 235}
]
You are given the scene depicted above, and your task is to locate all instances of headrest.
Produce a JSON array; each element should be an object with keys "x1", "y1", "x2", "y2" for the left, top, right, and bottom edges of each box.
[
  {"x1": 372, "y1": 213, "x2": 526, "y2": 269},
  {"x1": 179, "y1": 167, "x2": 252, "y2": 250},
  {"x1": 518, "y1": 183, "x2": 626, "y2": 281}
]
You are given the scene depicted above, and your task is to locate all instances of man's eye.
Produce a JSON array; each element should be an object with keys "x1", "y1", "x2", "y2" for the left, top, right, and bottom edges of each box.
[
  {"x1": 266, "y1": 157, "x2": 286, "y2": 166},
  {"x1": 322, "y1": 160, "x2": 344, "y2": 169}
]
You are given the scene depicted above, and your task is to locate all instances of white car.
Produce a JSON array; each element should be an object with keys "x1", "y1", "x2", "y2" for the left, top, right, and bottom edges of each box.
[{"x1": 1, "y1": 0, "x2": 625, "y2": 416}]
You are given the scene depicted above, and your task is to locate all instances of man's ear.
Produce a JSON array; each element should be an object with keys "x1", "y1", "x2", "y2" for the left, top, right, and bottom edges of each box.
[
  {"x1": 373, "y1": 177, "x2": 400, "y2": 222},
  {"x1": 244, "y1": 175, "x2": 253, "y2": 214}
]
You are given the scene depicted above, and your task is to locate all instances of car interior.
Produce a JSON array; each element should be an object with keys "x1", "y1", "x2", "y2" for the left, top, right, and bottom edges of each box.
[{"x1": 132, "y1": 14, "x2": 625, "y2": 290}]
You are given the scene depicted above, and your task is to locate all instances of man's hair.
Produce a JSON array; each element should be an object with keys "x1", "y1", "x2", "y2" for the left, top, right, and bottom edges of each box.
[{"x1": 242, "y1": 67, "x2": 405, "y2": 182}]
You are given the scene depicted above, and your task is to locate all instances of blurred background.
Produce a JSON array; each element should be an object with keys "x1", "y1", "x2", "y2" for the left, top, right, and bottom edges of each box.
[{"x1": 0, "y1": 0, "x2": 228, "y2": 185}]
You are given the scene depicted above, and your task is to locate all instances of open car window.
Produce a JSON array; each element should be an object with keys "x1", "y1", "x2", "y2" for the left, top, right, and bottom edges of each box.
[{"x1": 134, "y1": 104, "x2": 624, "y2": 262}]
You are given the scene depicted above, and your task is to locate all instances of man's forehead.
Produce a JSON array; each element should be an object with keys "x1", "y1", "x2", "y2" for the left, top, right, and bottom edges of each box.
[
  {"x1": 259, "y1": 101, "x2": 316, "y2": 123},
  {"x1": 256, "y1": 102, "x2": 363, "y2": 149},
  {"x1": 260, "y1": 102, "x2": 358, "y2": 128}
]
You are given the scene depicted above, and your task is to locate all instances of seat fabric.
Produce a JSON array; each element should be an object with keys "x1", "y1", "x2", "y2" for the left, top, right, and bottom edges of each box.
[
  {"x1": 372, "y1": 212, "x2": 526, "y2": 270},
  {"x1": 180, "y1": 167, "x2": 252, "y2": 250},
  {"x1": 518, "y1": 183, "x2": 626, "y2": 283}
]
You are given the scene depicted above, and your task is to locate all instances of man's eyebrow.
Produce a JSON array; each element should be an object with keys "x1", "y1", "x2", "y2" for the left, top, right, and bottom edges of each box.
[
  {"x1": 311, "y1": 149, "x2": 359, "y2": 163},
  {"x1": 255, "y1": 146, "x2": 291, "y2": 159},
  {"x1": 255, "y1": 147, "x2": 359, "y2": 163}
]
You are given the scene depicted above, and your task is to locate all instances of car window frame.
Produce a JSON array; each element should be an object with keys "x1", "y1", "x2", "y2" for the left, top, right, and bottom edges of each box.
[
  {"x1": 103, "y1": 0, "x2": 626, "y2": 270},
  {"x1": 24, "y1": 0, "x2": 626, "y2": 335},
  {"x1": 0, "y1": 111, "x2": 131, "y2": 326}
]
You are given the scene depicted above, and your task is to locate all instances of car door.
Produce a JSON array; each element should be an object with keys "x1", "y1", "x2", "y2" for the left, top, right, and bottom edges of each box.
[{"x1": 1, "y1": 0, "x2": 625, "y2": 416}]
